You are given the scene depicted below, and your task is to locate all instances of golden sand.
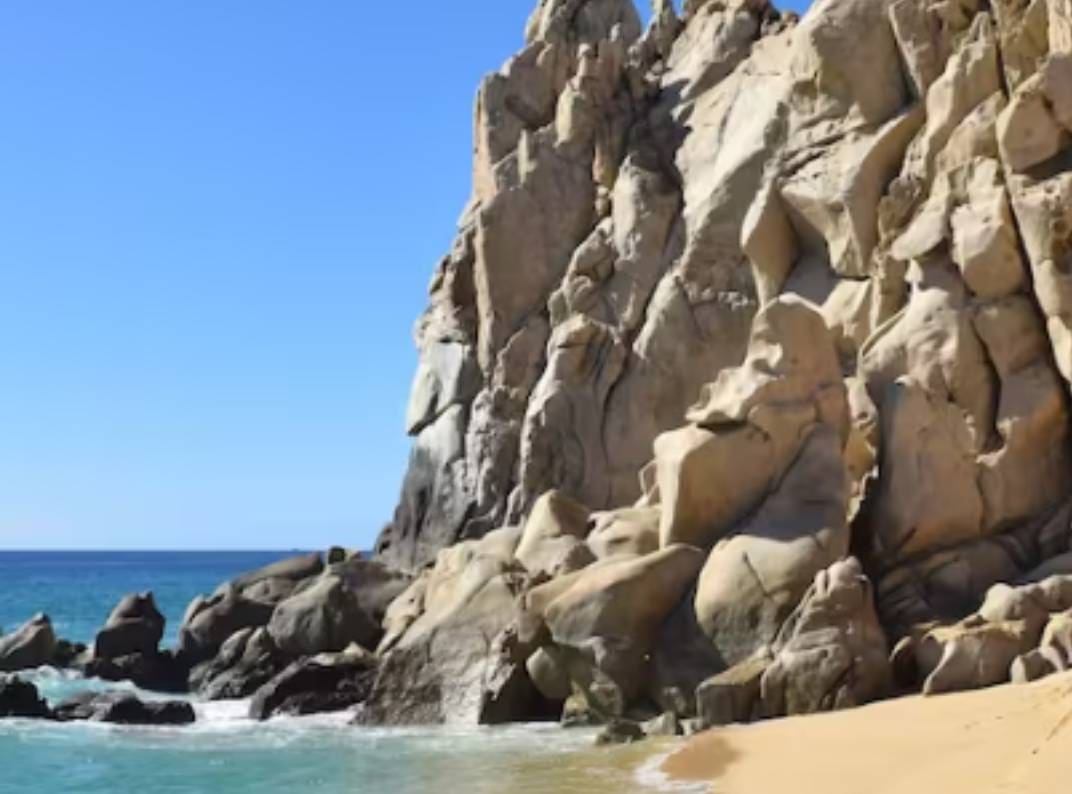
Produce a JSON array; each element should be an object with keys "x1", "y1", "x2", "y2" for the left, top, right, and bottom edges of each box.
[{"x1": 661, "y1": 671, "x2": 1072, "y2": 794}]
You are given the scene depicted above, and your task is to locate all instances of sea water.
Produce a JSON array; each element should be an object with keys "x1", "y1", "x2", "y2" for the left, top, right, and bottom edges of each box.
[{"x1": 0, "y1": 552, "x2": 677, "y2": 793}]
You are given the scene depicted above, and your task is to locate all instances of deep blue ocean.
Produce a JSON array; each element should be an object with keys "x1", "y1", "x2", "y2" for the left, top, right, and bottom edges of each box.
[{"x1": 0, "y1": 552, "x2": 669, "y2": 793}]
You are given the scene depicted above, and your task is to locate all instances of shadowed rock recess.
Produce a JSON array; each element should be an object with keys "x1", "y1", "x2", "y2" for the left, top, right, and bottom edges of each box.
[{"x1": 10, "y1": 0, "x2": 1072, "y2": 740}]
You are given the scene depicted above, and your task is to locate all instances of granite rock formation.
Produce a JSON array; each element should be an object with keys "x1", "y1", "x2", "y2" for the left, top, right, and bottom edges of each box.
[
  {"x1": 9, "y1": 0, "x2": 1072, "y2": 739},
  {"x1": 368, "y1": 0, "x2": 1072, "y2": 731}
]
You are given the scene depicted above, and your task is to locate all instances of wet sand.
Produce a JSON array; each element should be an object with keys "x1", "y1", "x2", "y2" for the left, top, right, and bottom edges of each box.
[{"x1": 662, "y1": 671, "x2": 1072, "y2": 794}]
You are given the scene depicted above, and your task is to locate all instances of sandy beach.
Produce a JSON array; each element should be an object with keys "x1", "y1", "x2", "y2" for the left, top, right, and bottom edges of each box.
[{"x1": 662, "y1": 672, "x2": 1072, "y2": 794}]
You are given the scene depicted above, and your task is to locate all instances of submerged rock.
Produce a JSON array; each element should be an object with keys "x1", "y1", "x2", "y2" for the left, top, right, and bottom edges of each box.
[
  {"x1": 0, "y1": 675, "x2": 51, "y2": 719},
  {"x1": 53, "y1": 691, "x2": 195, "y2": 725},
  {"x1": 249, "y1": 646, "x2": 377, "y2": 720}
]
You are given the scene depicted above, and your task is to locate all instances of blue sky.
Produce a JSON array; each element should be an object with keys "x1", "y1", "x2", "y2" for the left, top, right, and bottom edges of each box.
[{"x1": 0, "y1": 1, "x2": 806, "y2": 550}]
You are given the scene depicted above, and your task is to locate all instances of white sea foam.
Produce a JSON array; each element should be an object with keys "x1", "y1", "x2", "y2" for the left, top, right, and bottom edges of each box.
[{"x1": 635, "y1": 749, "x2": 715, "y2": 793}]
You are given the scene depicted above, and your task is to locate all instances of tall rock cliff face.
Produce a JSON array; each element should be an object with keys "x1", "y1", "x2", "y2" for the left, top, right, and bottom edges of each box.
[
  {"x1": 380, "y1": 0, "x2": 775, "y2": 570},
  {"x1": 365, "y1": 0, "x2": 1072, "y2": 729},
  {"x1": 380, "y1": 0, "x2": 1072, "y2": 575}
]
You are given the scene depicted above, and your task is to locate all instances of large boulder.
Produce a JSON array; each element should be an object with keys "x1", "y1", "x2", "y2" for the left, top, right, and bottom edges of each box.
[
  {"x1": 759, "y1": 558, "x2": 892, "y2": 716},
  {"x1": 691, "y1": 424, "x2": 851, "y2": 669},
  {"x1": 94, "y1": 592, "x2": 165, "y2": 660},
  {"x1": 655, "y1": 296, "x2": 848, "y2": 550},
  {"x1": 189, "y1": 627, "x2": 288, "y2": 700},
  {"x1": 695, "y1": 558, "x2": 890, "y2": 727},
  {"x1": 524, "y1": 544, "x2": 705, "y2": 715},
  {"x1": 82, "y1": 649, "x2": 189, "y2": 694},
  {"x1": 249, "y1": 646, "x2": 377, "y2": 721},
  {"x1": 358, "y1": 540, "x2": 548, "y2": 725},
  {"x1": 0, "y1": 675, "x2": 51, "y2": 719},
  {"x1": 178, "y1": 591, "x2": 275, "y2": 664},
  {"x1": 513, "y1": 489, "x2": 595, "y2": 578},
  {"x1": 267, "y1": 575, "x2": 381, "y2": 658},
  {"x1": 893, "y1": 575, "x2": 1072, "y2": 694},
  {"x1": 0, "y1": 614, "x2": 57, "y2": 673},
  {"x1": 228, "y1": 553, "x2": 324, "y2": 594}
]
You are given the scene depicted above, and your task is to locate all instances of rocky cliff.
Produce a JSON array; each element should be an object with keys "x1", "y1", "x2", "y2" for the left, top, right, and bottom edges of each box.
[{"x1": 364, "y1": 0, "x2": 1072, "y2": 731}]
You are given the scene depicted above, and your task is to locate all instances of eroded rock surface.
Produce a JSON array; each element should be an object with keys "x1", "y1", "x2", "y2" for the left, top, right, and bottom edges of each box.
[{"x1": 361, "y1": 0, "x2": 1072, "y2": 732}]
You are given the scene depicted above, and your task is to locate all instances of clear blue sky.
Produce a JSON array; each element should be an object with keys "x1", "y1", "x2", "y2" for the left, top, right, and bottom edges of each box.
[{"x1": 0, "y1": 1, "x2": 805, "y2": 551}]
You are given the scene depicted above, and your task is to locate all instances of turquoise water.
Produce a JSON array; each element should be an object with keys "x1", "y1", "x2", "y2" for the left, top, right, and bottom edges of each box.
[
  {"x1": 0, "y1": 551, "x2": 302, "y2": 645},
  {"x1": 0, "y1": 553, "x2": 672, "y2": 793}
]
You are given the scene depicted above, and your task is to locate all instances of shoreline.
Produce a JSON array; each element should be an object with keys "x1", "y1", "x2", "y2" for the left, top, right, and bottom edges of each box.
[{"x1": 661, "y1": 672, "x2": 1072, "y2": 794}]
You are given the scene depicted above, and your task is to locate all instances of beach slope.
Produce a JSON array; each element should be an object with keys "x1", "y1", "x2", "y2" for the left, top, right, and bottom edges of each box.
[{"x1": 663, "y1": 672, "x2": 1072, "y2": 794}]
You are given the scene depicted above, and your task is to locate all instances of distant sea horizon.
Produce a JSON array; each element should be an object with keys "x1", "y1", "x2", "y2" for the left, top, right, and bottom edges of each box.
[{"x1": 0, "y1": 549, "x2": 309, "y2": 645}]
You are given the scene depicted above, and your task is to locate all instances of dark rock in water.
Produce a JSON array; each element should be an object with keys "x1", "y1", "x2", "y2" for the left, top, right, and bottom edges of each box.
[
  {"x1": 82, "y1": 649, "x2": 190, "y2": 694},
  {"x1": 0, "y1": 675, "x2": 51, "y2": 719},
  {"x1": 594, "y1": 719, "x2": 645, "y2": 746},
  {"x1": 53, "y1": 691, "x2": 195, "y2": 725},
  {"x1": 94, "y1": 593, "x2": 165, "y2": 660},
  {"x1": 0, "y1": 614, "x2": 58, "y2": 672},
  {"x1": 178, "y1": 591, "x2": 275, "y2": 664},
  {"x1": 52, "y1": 639, "x2": 88, "y2": 669},
  {"x1": 192, "y1": 627, "x2": 288, "y2": 701},
  {"x1": 249, "y1": 646, "x2": 377, "y2": 720},
  {"x1": 84, "y1": 592, "x2": 186, "y2": 692},
  {"x1": 267, "y1": 575, "x2": 382, "y2": 657},
  {"x1": 177, "y1": 555, "x2": 326, "y2": 665}
]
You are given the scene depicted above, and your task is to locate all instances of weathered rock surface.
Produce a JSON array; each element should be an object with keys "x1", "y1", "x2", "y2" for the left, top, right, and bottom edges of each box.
[
  {"x1": 188, "y1": 626, "x2": 288, "y2": 700},
  {"x1": 0, "y1": 614, "x2": 58, "y2": 673},
  {"x1": 52, "y1": 692, "x2": 195, "y2": 726},
  {"x1": 161, "y1": 0, "x2": 1072, "y2": 735},
  {"x1": 267, "y1": 575, "x2": 381, "y2": 658},
  {"x1": 249, "y1": 646, "x2": 377, "y2": 720},
  {"x1": 94, "y1": 593, "x2": 165, "y2": 660},
  {"x1": 358, "y1": 530, "x2": 553, "y2": 725},
  {"x1": 0, "y1": 675, "x2": 51, "y2": 719},
  {"x1": 179, "y1": 590, "x2": 278, "y2": 665}
]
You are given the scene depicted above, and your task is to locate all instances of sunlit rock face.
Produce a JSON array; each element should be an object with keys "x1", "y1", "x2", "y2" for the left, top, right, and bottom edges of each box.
[{"x1": 368, "y1": 0, "x2": 1072, "y2": 728}]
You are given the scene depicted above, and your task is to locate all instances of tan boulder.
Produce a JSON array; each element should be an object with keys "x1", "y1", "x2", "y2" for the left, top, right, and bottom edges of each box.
[
  {"x1": 514, "y1": 490, "x2": 595, "y2": 578},
  {"x1": 1040, "y1": 610, "x2": 1072, "y2": 664},
  {"x1": 899, "y1": 12, "x2": 1001, "y2": 181},
  {"x1": 532, "y1": 544, "x2": 705, "y2": 714},
  {"x1": 934, "y1": 92, "x2": 1005, "y2": 174},
  {"x1": 585, "y1": 506, "x2": 661, "y2": 560},
  {"x1": 997, "y1": 71, "x2": 1069, "y2": 173},
  {"x1": 658, "y1": 296, "x2": 847, "y2": 550},
  {"x1": 918, "y1": 619, "x2": 1039, "y2": 695},
  {"x1": 360, "y1": 538, "x2": 545, "y2": 725},
  {"x1": 1010, "y1": 647, "x2": 1062, "y2": 683},
  {"x1": 950, "y1": 183, "x2": 1026, "y2": 298},
  {"x1": 693, "y1": 424, "x2": 850, "y2": 667},
  {"x1": 695, "y1": 652, "x2": 771, "y2": 728},
  {"x1": 868, "y1": 379, "x2": 985, "y2": 561},
  {"x1": 760, "y1": 558, "x2": 892, "y2": 716}
]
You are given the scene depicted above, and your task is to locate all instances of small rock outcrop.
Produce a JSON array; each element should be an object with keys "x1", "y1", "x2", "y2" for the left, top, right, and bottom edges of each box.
[
  {"x1": 83, "y1": 592, "x2": 187, "y2": 693},
  {"x1": 52, "y1": 692, "x2": 195, "y2": 726},
  {"x1": 0, "y1": 614, "x2": 57, "y2": 673},
  {"x1": 0, "y1": 675, "x2": 51, "y2": 719}
]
